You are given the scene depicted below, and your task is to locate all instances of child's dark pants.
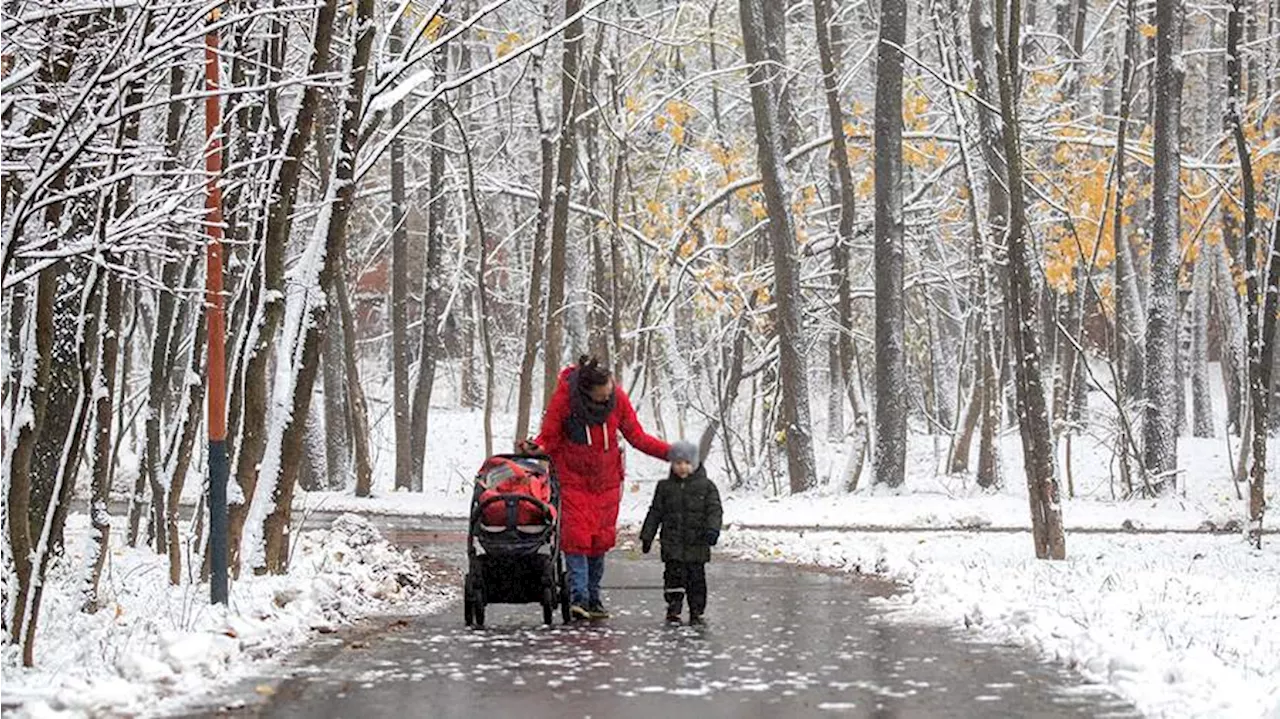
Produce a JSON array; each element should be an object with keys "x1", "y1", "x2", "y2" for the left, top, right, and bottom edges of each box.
[{"x1": 663, "y1": 560, "x2": 707, "y2": 616}]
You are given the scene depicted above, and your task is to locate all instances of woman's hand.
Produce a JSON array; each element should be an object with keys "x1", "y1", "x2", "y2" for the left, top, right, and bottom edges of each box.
[{"x1": 515, "y1": 438, "x2": 541, "y2": 455}]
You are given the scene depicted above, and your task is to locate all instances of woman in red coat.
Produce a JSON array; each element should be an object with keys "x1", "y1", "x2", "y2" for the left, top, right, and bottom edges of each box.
[{"x1": 527, "y1": 355, "x2": 670, "y2": 620}]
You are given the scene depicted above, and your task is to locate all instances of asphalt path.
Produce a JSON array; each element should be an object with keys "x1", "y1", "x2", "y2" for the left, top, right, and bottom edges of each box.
[{"x1": 180, "y1": 529, "x2": 1136, "y2": 719}]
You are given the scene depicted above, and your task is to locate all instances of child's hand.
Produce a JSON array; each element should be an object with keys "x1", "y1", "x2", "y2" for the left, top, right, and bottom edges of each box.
[
  {"x1": 642, "y1": 539, "x2": 652, "y2": 554},
  {"x1": 515, "y1": 438, "x2": 540, "y2": 455},
  {"x1": 704, "y1": 529, "x2": 720, "y2": 546}
]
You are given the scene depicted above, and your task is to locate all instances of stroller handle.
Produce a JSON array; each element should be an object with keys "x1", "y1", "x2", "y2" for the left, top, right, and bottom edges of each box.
[{"x1": 495, "y1": 451, "x2": 552, "y2": 462}]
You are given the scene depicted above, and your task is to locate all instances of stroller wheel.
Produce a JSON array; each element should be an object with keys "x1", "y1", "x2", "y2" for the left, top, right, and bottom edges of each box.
[
  {"x1": 464, "y1": 572, "x2": 485, "y2": 628},
  {"x1": 558, "y1": 575, "x2": 571, "y2": 624},
  {"x1": 542, "y1": 588, "x2": 556, "y2": 625}
]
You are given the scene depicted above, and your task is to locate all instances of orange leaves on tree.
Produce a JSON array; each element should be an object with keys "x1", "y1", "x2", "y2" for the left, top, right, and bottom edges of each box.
[
  {"x1": 902, "y1": 91, "x2": 930, "y2": 131},
  {"x1": 422, "y1": 15, "x2": 444, "y2": 40},
  {"x1": 1043, "y1": 158, "x2": 1119, "y2": 293},
  {"x1": 496, "y1": 32, "x2": 522, "y2": 57},
  {"x1": 656, "y1": 100, "x2": 695, "y2": 146},
  {"x1": 904, "y1": 138, "x2": 947, "y2": 169}
]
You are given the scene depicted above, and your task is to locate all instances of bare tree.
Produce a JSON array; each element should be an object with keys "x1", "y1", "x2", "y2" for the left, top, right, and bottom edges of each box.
[
  {"x1": 390, "y1": 13, "x2": 413, "y2": 491},
  {"x1": 994, "y1": 0, "x2": 1066, "y2": 558},
  {"x1": 543, "y1": 0, "x2": 587, "y2": 405},
  {"x1": 814, "y1": 0, "x2": 868, "y2": 479},
  {"x1": 872, "y1": 0, "x2": 908, "y2": 488},
  {"x1": 739, "y1": 0, "x2": 817, "y2": 494},
  {"x1": 1142, "y1": 0, "x2": 1185, "y2": 493},
  {"x1": 227, "y1": 0, "x2": 337, "y2": 573},
  {"x1": 261, "y1": 0, "x2": 377, "y2": 572},
  {"x1": 1228, "y1": 0, "x2": 1280, "y2": 547},
  {"x1": 409, "y1": 41, "x2": 450, "y2": 491}
]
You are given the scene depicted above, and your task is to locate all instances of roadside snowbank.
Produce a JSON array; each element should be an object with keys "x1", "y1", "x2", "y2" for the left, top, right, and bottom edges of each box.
[
  {"x1": 3, "y1": 513, "x2": 454, "y2": 717},
  {"x1": 723, "y1": 528, "x2": 1280, "y2": 718}
]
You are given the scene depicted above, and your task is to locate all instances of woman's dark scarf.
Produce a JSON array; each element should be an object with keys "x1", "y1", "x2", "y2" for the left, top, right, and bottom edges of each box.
[{"x1": 564, "y1": 368, "x2": 616, "y2": 445}]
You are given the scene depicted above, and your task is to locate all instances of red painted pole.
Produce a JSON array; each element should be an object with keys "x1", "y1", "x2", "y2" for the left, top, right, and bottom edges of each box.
[{"x1": 205, "y1": 8, "x2": 229, "y2": 605}]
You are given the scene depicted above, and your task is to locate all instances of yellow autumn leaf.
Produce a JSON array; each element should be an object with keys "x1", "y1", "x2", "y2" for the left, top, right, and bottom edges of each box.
[
  {"x1": 423, "y1": 15, "x2": 444, "y2": 40},
  {"x1": 749, "y1": 199, "x2": 768, "y2": 220},
  {"x1": 496, "y1": 32, "x2": 521, "y2": 58},
  {"x1": 1138, "y1": 23, "x2": 1157, "y2": 38},
  {"x1": 666, "y1": 100, "x2": 692, "y2": 125}
]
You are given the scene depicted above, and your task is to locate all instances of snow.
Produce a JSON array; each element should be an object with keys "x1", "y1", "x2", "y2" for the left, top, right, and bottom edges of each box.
[
  {"x1": 722, "y1": 529, "x2": 1280, "y2": 718},
  {"x1": 2, "y1": 513, "x2": 454, "y2": 718},
  {"x1": 369, "y1": 67, "x2": 434, "y2": 115}
]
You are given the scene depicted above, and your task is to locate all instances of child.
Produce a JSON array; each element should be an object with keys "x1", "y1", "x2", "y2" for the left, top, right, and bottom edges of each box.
[{"x1": 639, "y1": 441, "x2": 723, "y2": 625}]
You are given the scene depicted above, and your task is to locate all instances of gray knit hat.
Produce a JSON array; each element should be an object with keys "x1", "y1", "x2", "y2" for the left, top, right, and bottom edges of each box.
[{"x1": 668, "y1": 440, "x2": 700, "y2": 466}]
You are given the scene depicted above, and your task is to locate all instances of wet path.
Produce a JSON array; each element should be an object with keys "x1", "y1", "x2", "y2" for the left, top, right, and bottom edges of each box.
[{"x1": 182, "y1": 535, "x2": 1136, "y2": 718}]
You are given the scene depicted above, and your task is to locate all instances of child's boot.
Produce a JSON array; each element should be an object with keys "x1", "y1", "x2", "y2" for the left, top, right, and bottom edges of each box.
[{"x1": 664, "y1": 591, "x2": 684, "y2": 624}]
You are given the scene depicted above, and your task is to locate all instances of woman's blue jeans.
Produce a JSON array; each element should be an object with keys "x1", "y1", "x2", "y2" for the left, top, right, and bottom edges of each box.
[{"x1": 565, "y1": 553, "x2": 605, "y2": 606}]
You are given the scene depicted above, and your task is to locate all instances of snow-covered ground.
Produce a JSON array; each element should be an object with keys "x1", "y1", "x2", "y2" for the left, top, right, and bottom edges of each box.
[
  {"x1": 2, "y1": 514, "x2": 454, "y2": 718},
  {"x1": 721, "y1": 528, "x2": 1280, "y2": 719}
]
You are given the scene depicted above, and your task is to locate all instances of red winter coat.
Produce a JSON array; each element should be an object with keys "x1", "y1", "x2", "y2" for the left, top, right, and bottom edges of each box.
[{"x1": 535, "y1": 367, "x2": 670, "y2": 556}]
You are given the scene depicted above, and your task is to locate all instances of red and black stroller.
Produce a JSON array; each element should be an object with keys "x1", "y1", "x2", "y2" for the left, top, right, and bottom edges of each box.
[{"x1": 464, "y1": 453, "x2": 570, "y2": 628}]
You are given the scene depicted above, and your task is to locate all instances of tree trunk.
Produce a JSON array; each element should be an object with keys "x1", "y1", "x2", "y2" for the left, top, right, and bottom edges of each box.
[
  {"x1": 872, "y1": 0, "x2": 908, "y2": 488},
  {"x1": 449, "y1": 105, "x2": 497, "y2": 459},
  {"x1": 739, "y1": 0, "x2": 817, "y2": 494},
  {"x1": 1215, "y1": 232, "x2": 1247, "y2": 436},
  {"x1": 813, "y1": 0, "x2": 863, "y2": 454},
  {"x1": 228, "y1": 0, "x2": 337, "y2": 574},
  {"x1": 321, "y1": 307, "x2": 350, "y2": 489},
  {"x1": 1142, "y1": 0, "x2": 1184, "y2": 493},
  {"x1": 543, "y1": 0, "x2": 586, "y2": 407},
  {"x1": 334, "y1": 255, "x2": 373, "y2": 497},
  {"x1": 389, "y1": 14, "x2": 412, "y2": 492},
  {"x1": 409, "y1": 44, "x2": 449, "y2": 491},
  {"x1": 7, "y1": 263, "x2": 55, "y2": 660},
  {"x1": 166, "y1": 312, "x2": 207, "y2": 585},
  {"x1": 968, "y1": 0, "x2": 1008, "y2": 491},
  {"x1": 515, "y1": 61, "x2": 554, "y2": 445},
  {"x1": 84, "y1": 269, "x2": 122, "y2": 611},
  {"x1": 262, "y1": 0, "x2": 376, "y2": 573},
  {"x1": 1228, "y1": 0, "x2": 1278, "y2": 547},
  {"x1": 85, "y1": 51, "x2": 142, "y2": 606},
  {"x1": 995, "y1": 0, "x2": 1066, "y2": 559},
  {"x1": 1190, "y1": 250, "x2": 1214, "y2": 437}
]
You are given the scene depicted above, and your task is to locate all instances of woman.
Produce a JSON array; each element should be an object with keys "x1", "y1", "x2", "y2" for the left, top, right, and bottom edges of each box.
[{"x1": 523, "y1": 355, "x2": 670, "y2": 620}]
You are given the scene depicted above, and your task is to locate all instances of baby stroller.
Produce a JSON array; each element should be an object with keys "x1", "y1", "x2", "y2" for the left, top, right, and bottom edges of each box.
[{"x1": 464, "y1": 453, "x2": 570, "y2": 628}]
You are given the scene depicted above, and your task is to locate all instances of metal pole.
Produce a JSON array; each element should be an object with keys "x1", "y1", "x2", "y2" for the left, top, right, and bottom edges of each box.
[{"x1": 205, "y1": 9, "x2": 229, "y2": 605}]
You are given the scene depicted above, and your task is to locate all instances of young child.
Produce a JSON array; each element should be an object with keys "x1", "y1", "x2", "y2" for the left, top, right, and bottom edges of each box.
[{"x1": 640, "y1": 441, "x2": 723, "y2": 625}]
